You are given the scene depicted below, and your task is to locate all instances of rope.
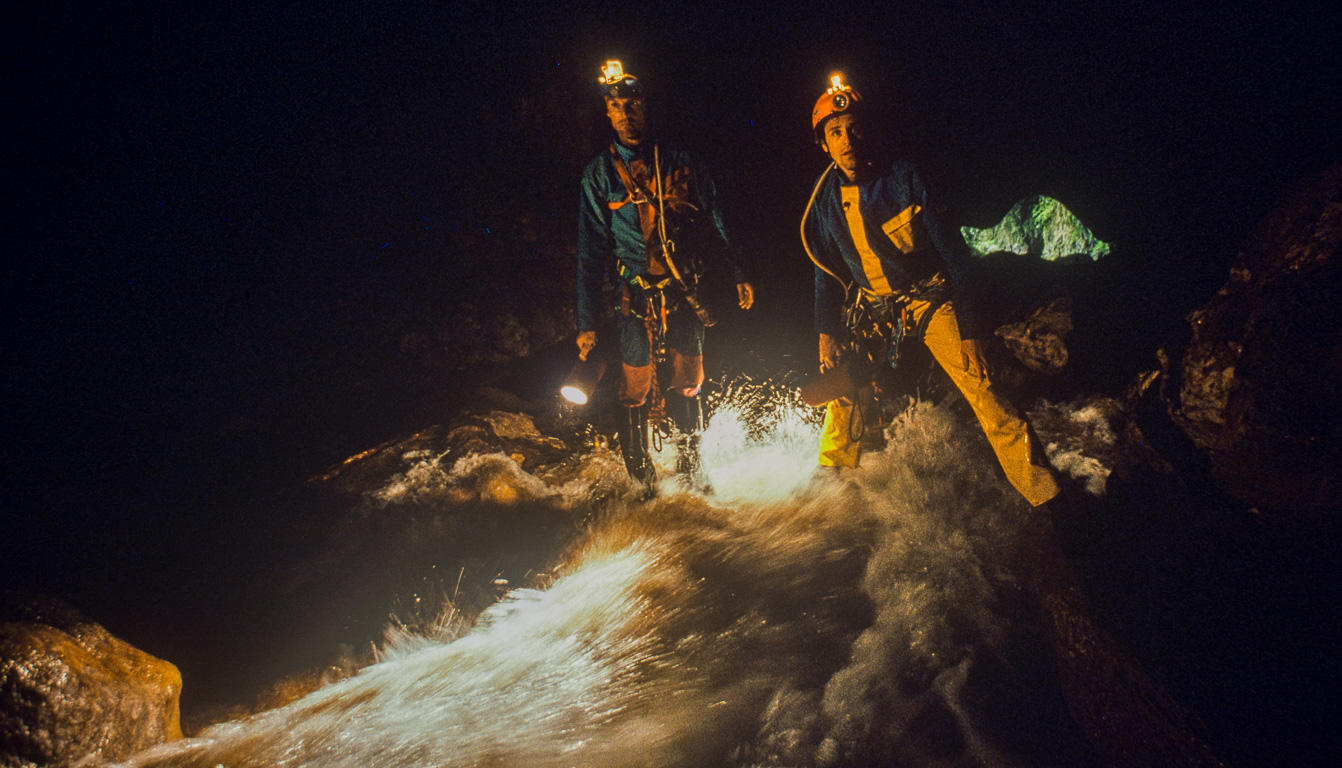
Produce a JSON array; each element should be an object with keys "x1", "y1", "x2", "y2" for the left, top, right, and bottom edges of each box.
[
  {"x1": 643, "y1": 289, "x2": 668, "y2": 438},
  {"x1": 799, "y1": 163, "x2": 845, "y2": 285},
  {"x1": 847, "y1": 392, "x2": 866, "y2": 443}
]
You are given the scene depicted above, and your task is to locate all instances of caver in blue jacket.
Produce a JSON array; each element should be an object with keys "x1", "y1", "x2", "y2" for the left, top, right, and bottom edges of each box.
[
  {"x1": 578, "y1": 60, "x2": 753, "y2": 490},
  {"x1": 577, "y1": 141, "x2": 746, "y2": 338},
  {"x1": 576, "y1": 139, "x2": 749, "y2": 491},
  {"x1": 800, "y1": 157, "x2": 1058, "y2": 505},
  {"x1": 802, "y1": 159, "x2": 984, "y2": 341}
]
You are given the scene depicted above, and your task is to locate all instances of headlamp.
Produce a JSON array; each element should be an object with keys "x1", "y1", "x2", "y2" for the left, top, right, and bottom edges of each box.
[
  {"x1": 598, "y1": 60, "x2": 625, "y2": 85},
  {"x1": 827, "y1": 73, "x2": 853, "y2": 110},
  {"x1": 811, "y1": 71, "x2": 862, "y2": 134},
  {"x1": 598, "y1": 59, "x2": 642, "y2": 98}
]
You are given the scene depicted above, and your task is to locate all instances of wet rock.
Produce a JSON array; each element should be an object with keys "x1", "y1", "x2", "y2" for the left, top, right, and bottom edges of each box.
[
  {"x1": 477, "y1": 410, "x2": 544, "y2": 441},
  {"x1": 444, "y1": 423, "x2": 494, "y2": 458},
  {"x1": 307, "y1": 406, "x2": 579, "y2": 504},
  {"x1": 1026, "y1": 530, "x2": 1230, "y2": 768},
  {"x1": 1166, "y1": 165, "x2": 1342, "y2": 515},
  {"x1": 469, "y1": 410, "x2": 570, "y2": 465},
  {"x1": 471, "y1": 386, "x2": 534, "y2": 414},
  {"x1": 0, "y1": 598, "x2": 182, "y2": 767},
  {"x1": 493, "y1": 311, "x2": 532, "y2": 359},
  {"x1": 448, "y1": 453, "x2": 558, "y2": 506},
  {"x1": 303, "y1": 426, "x2": 450, "y2": 498},
  {"x1": 995, "y1": 296, "x2": 1073, "y2": 373}
]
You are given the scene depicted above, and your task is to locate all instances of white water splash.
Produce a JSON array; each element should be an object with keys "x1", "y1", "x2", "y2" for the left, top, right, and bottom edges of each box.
[
  {"x1": 1032, "y1": 398, "x2": 1119, "y2": 497},
  {"x1": 120, "y1": 397, "x2": 1091, "y2": 768},
  {"x1": 697, "y1": 397, "x2": 823, "y2": 504}
]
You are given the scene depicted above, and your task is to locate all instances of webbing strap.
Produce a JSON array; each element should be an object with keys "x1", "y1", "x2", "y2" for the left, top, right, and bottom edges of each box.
[
  {"x1": 609, "y1": 144, "x2": 674, "y2": 282},
  {"x1": 609, "y1": 144, "x2": 653, "y2": 206},
  {"x1": 647, "y1": 330, "x2": 667, "y2": 437},
  {"x1": 618, "y1": 261, "x2": 674, "y2": 291}
]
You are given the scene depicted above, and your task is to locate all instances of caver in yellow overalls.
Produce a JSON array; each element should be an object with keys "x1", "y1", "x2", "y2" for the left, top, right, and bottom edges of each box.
[{"x1": 803, "y1": 161, "x2": 1059, "y2": 507}]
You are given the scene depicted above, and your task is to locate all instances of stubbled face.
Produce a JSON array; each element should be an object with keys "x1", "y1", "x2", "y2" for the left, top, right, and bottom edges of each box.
[
  {"x1": 821, "y1": 113, "x2": 865, "y2": 180},
  {"x1": 605, "y1": 95, "x2": 648, "y2": 147}
]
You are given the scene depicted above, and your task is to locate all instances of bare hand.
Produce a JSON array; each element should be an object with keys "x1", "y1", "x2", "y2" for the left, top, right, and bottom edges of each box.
[
  {"x1": 819, "y1": 333, "x2": 841, "y2": 372},
  {"x1": 736, "y1": 282, "x2": 755, "y2": 310},
  {"x1": 577, "y1": 331, "x2": 597, "y2": 361},
  {"x1": 961, "y1": 338, "x2": 988, "y2": 381}
]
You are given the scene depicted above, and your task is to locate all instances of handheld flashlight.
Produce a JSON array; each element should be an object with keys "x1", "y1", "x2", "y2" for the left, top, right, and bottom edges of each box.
[{"x1": 561, "y1": 357, "x2": 607, "y2": 405}]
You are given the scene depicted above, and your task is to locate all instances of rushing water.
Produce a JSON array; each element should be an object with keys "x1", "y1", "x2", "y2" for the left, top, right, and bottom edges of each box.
[{"x1": 119, "y1": 397, "x2": 1104, "y2": 768}]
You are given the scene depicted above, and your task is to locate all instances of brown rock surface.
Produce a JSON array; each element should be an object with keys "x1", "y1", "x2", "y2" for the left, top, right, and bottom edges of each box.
[
  {"x1": 995, "y1": 295, "x2": 1074, "y2": 373},
  {"x1": 0, "y1": 600, "x2": 182, "y2": 767},
  {"x1": 1167, "y1": 165, "x2": 1342, "y2": 514}
]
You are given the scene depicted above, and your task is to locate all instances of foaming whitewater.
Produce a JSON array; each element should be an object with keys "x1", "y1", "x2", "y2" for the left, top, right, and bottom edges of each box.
[
  {"x1": 120, "y1": 396, "x2": 1104, "y2": 768},
  {"x1": 688, "y1": 379, "x2": 824, "y2": 503}
]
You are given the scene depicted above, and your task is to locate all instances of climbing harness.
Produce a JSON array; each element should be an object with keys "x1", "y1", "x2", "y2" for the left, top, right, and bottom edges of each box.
[
  {"x1": 610, "y1": 143, "x2": 716, "y2": 442},
  {"x1": 843, "y1": 275, "x2": 948, "y2": 371},
  {"x1": 609, "y1": 144, "x2": 712, "y2": 326}
]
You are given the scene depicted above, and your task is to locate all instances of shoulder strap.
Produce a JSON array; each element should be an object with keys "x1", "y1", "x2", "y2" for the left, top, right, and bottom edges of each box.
[
  {"x1": 607, "y1": 144, "x2": 676, "y2": 291},
  {"x1": 609, "y1": 144, "x2": 650, "y2": 204}
]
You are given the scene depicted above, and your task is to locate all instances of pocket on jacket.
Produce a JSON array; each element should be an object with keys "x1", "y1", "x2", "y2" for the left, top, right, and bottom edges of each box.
[{"x1": 882, "y1": 205, "x2": 928, "y2": 254}]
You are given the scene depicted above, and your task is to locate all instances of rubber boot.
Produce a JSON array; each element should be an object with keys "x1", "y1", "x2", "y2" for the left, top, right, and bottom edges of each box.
[
  {"x1": 617, "y1": 404, "x2": 657, "y2": 489},
  {"x1": 667, "y1": 393, "x2": 705, "y2": 487}
]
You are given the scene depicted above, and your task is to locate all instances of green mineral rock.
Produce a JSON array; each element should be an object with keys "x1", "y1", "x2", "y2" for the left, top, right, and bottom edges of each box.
[{"x1": 961, "y1": 195, "x2": 1110, "y2": 261}]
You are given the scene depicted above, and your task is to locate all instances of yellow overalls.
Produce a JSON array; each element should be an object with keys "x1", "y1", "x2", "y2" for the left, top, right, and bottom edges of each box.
[{"x1": 816, "y1": 186, "x2": 1059, "y2": 507}]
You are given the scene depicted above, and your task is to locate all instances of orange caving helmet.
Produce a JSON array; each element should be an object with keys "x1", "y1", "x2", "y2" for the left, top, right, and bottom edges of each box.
[{"x1": 811, "y1": 73, "x2": 862, "y2": 138}]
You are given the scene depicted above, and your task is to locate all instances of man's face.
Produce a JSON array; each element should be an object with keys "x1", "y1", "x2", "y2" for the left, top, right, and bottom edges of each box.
[
  {"x1": 820, "y1": 113, "x2": 865, "y2": 179},
  {"x1": 605, "y1": 95, "x2": 648, "y2": 146}
]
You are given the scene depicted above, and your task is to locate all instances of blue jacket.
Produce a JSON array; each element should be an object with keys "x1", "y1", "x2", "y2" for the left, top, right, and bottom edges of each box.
[
  {"x1": 802, "y1": 160, "x2": 983, "y2": 340},
  {"x1": 577, "y1": 142, "x2": 745, "y2": 332}
]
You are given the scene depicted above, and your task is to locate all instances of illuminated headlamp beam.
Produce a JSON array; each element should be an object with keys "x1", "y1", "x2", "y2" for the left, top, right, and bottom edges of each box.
[
  {"x1": 599, "y1": 60, "x2": 625, "y2": 85},
  {"x1": 827, "y1": 73, "x2": 849, "y2": 94}
]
